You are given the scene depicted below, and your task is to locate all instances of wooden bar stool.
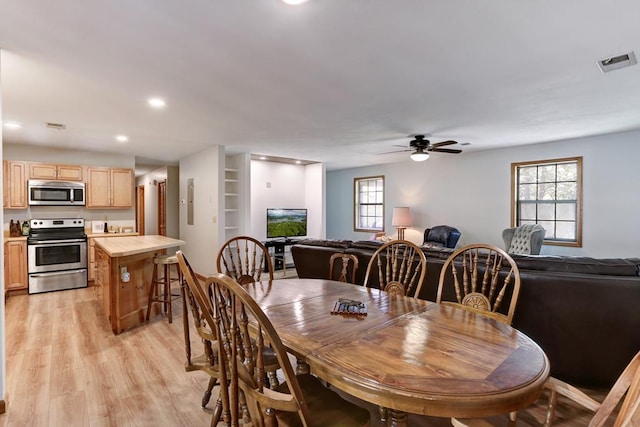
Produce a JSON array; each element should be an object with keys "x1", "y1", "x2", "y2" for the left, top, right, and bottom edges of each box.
[{"x1": 145, "y1": 254, "x2": 182, "y2": 323}]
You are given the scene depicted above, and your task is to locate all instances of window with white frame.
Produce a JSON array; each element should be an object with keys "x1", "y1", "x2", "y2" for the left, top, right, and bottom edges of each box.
[
  {"x1": 354, "y1": 175, "x2": 384, "y2": 232},
  {"x1": 511, "y1": 157, "x2": 582, "y2": 247}
]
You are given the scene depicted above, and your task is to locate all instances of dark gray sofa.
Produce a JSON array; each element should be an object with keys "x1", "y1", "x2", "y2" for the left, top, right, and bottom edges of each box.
[{"x1": 290, "y1": 238, "x2": 640, "y2": 388}]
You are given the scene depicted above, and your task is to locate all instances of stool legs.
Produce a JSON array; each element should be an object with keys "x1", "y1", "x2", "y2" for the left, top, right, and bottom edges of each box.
[{"x1": 146, "y1": 259, "x2": 181, "y2": 323}]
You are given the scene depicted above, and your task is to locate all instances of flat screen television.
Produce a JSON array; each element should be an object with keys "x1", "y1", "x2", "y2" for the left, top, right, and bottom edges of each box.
[{"x1": 267, "y1": 208, "x2": 307, "y2": 239}]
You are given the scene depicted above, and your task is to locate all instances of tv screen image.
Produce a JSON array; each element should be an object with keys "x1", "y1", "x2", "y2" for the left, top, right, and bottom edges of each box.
[{"x1": 267, "y1": 208, "x2": 307, "y2": 239}]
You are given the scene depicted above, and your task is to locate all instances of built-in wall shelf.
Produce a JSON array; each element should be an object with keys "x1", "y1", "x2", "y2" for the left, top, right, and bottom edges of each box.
[{"x1": 224, "y1": 158, "x2": 244, "y2": 241}]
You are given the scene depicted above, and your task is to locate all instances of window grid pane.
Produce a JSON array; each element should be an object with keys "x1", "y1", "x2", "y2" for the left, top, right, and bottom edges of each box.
[
  {"x1": 355, "y1": 176, "x2": 384, "y2": 232},
  {"x1": 515, "y1": 159, "x2": 580, "y2": 244}
]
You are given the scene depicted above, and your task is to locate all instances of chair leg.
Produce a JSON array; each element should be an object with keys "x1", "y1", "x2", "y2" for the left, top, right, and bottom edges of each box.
[
  {"x1": 164, "y1": 264, "x2": 173, "y2": 323},
  {"x1": 267, "y1": 370, "x2": 279, "y2": 390},
  {"x1": 296, "y1": 358, "x2": 310, "y2": 375},
  {"x1": 508, "y1": 411, "x2": 518, "y2": 427},
  {"x1": 202, "y1": 377, "x2": 217, "y2": 407},
  {"x1": 379, "y1": 405, "x2": 388, "y2": 422},
  {"x1": 145, "y1": 263, "x2": 159, "y2": 321}
]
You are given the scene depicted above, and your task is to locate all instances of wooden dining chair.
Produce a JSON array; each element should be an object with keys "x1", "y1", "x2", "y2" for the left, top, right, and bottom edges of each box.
[
  {"x1": 216, "y1": 236, "x2": 274, "y2": 284},
  {"x1": 176, "y1": 251, "x2": 227, "y2": 425},
  {"x1": 178, "y1": 251, "x2": 280, "y2": 427},
  {"x1": 452, "y1": 350, "x2": 640, "y2": 427},
  {"x1": 329, "y1": 252, "x2": 359, "y2": 283},
  {"x1": 205, "y1": 272, "x2": 371, "y2": 427},
  {"x1": 437, "y1": 243, "x2": 522, "y2": 425},
  {"x1": 436, "y1": 243, "x2": 521, "y2": 325},
  {"x1": 363, "y1": 239, "x2": 427, "y2": 298}
]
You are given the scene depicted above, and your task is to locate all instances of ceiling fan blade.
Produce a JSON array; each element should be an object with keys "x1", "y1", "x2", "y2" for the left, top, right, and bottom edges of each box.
[
  {"x1": 431, "y1": 140, "x2": 458, "y2": 148},
  {"x1": 392, "y1": 144, "x2": 409, "y2": 148},
  {"x1": 377, "y1": 149, "x2": 411, "y2": 155},
  {"x1": 430, "y1": 148, "x2": 462, "y2": 154}
]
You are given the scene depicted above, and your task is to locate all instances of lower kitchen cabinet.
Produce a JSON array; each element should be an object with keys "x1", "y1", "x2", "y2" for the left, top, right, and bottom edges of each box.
[{"x1": 4, "y1": 240, "x2": 28, "y2": 292}]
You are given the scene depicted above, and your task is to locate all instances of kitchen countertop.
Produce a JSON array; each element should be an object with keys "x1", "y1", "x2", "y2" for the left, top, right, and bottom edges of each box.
[
  {"x1": 86, "y1": 232, "x2": 138, "y2": 238},
  {"x1": 93, "y1": 235, "x2": 185, "y2": 257}
]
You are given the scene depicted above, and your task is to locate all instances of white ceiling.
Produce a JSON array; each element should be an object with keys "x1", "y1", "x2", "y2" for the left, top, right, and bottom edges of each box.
[{"x1": 1, "y1": 1, "x2": 639, "y2": 170}]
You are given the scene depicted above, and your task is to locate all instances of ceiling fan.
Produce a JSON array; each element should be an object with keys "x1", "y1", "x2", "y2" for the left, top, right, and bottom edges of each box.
[{"x1": 383, "y1": 135, "x2": 463, "y2": 162}]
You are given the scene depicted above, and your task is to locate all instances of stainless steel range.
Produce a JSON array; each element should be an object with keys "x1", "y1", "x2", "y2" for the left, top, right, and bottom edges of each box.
[{"x1": 27, "y1": 218, "x2": 88, "y2": 294}]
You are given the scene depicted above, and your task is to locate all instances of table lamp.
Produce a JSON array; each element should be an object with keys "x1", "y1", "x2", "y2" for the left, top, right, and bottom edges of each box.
[{"x1": 392, "y1": 207, "x2": 411, "y2": 240}]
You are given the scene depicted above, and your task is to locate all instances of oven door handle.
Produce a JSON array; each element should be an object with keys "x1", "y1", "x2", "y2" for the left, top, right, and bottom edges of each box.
[
  {"x1": 30, "y1": 269, "x2": 87, "y2": 278},
  {"x1": 28, "y1": 238, "x2": 87, "y2": 245}
]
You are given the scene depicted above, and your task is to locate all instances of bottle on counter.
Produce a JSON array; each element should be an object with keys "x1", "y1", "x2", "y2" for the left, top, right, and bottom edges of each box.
[
  {"x1": 22, "y1": 220, "x2": 30, "y2": 236},
  {"x1": 104, "y1": 221, "x2": 108, "y2": 233}
]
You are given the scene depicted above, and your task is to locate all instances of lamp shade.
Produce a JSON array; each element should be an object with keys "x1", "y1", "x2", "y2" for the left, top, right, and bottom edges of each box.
[{"x1": 392, "y1": 207, "x2": 412, "y2": 227}]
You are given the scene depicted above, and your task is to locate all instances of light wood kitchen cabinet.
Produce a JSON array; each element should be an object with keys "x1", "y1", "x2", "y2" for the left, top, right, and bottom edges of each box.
[
  {"x1": 86, "y1": 167, "x2": 133, "y2": 208},
  {"x1": 28, "y1": 162, "x2": 83, "y2": 181},
  {"x1": 3, "y1": 160, "x2": 28, "y2": 209},
  {"x1": 4, "y1": 240, "x2": 28, "y2": 292}
]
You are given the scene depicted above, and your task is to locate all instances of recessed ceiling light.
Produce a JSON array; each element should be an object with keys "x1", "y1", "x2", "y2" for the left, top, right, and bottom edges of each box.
[
  {"x1": 116, "y1": 135, "x2": 129, "y2": 142},
  {"x1": 3, "y1": 122, "x2": 21, "y2": 129},
  {"x1": 148, "y1": 97, "x2": 166, "y2": 108},
  {"x1": 295, "y1": 160, "x2": 301, "y2": 164},
  {"x1": 282, "y1": 0, "x2": 309, "y2": 4},
  {"x1": 259, "y1": 156, "x2": 267, "y2": 160}
]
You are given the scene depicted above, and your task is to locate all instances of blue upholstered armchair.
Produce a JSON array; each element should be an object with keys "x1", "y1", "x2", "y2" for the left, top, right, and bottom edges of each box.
[{"x1": 422, "y1": 225, "x2": 461, "y2": 249}]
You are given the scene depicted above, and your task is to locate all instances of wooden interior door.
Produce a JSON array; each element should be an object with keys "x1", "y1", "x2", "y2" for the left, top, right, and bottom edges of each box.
[
  {"x1": 136, "y1": 185, "x2": 145, "y2": 235},
  {"x1": 158, "y1": 180, "x2": 166, "y2": 236}
]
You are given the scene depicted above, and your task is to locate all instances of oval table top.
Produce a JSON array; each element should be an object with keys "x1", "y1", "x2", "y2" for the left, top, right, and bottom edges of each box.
[{"x1": 242, "y1": 278, "x2": 550, "y2": 419}]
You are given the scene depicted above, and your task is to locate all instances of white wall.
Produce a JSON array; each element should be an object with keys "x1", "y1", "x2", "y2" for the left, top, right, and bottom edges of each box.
[
  {"x1": 250, "y1": 160, "x2": 323, "y2": 240},
  {"x1": 305, "y1": 163, "x2": 325, "y2": 239},
  {"x1": 327, "y1": 130, "x2": 640, "y2": 258},
  {"x1": 179, "y1": 145, "x2": 224, "y2": 275}
]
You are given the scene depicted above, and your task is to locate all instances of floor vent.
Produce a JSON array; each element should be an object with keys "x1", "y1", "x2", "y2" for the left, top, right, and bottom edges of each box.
[
  {"x1": 597, "y1": 51, "x2": 637, "y2": 73},
  {"x1": 45, "y1": 122, "x2": 66, "y2": 130}
]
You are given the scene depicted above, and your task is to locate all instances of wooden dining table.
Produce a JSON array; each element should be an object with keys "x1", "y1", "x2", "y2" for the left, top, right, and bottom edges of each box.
[{"x1": 242, "y1": 278, "x2": 550, "y2": 427}]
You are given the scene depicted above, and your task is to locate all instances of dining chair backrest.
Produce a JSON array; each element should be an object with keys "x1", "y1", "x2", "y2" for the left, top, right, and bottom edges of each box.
[
  {"x1": 206, "y1": 273, "x2": 310, "y2": 425},
  {"x1": 175, "y1": 251, "x2": 228, "y2": 425},
  {"x1": 206, "y1": 273, "x2": 370, "y2": 427},
  {"x1": 329, "y1": 253, "x2": 359, "y2": 284},
  {"x1": 436, "y1": 243, "x2": 521, "y2": 325},
  {"x1": 216, "y1": 236, "x2": 274, "y2": 285},
  {"x1": 363, "y1": 240, "x2": 427, "y2": 298}
]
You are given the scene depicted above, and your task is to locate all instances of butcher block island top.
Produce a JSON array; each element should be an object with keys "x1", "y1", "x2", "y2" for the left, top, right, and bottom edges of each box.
[
  {"x1": 93, "y1": 235, "x2": 185, "y2": 334},
  {"x1": 93, "y1": 235, "x2": 185, "y2": 257}
]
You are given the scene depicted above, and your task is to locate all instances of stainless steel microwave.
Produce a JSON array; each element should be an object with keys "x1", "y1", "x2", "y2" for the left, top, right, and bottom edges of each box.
[{"x1": 28, "y1": 180, "x2": 86, "y2": 206}]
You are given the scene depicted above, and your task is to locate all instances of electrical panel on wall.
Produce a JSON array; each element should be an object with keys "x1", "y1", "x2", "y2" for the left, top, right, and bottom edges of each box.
[{"x1": 187, "y1": 178, "x2": 194, "y2": 225}]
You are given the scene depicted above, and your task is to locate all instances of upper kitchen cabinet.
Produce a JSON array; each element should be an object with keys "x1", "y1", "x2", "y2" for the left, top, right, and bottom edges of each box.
[
  {"x1": 86, "y1": 167, "x2": 134, "y2": 208},
  {"x1": 3, "y1": 160, "x2": 28, "y2": 209},
  {"x1": 29, "y1": 162, "x2": 83, "y2": 181}
]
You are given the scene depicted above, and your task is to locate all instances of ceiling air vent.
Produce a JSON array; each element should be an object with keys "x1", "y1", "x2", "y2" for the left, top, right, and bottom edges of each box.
[
  {"x1": 45, "y1": 122, "x2": 66, "y2": 130},
  {"x1": 597, "y1": 51, "x2": 637, "y2": 73}
]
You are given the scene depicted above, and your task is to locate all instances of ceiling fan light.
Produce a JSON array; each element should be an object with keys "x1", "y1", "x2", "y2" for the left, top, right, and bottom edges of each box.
[{"x1": 410, "y1": 150, "x2": 430, "y2": 162}]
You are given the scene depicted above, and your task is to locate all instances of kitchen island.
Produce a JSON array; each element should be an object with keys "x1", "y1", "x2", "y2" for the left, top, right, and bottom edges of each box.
[{"x1": 94, "y1": 235, "x2": 185, "y2": 334}]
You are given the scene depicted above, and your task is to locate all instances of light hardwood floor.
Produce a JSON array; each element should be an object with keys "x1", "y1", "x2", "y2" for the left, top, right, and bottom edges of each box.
[{"x1": 1, "y1": 285, "x2": 611, "y2": 426}]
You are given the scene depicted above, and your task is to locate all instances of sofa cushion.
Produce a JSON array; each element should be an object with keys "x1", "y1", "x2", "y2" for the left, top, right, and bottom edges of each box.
[
  {"x1": 510, "y1": 255, "x2": 640, "y2": 276},
  {"x1": 351, "y1": 240, "x2": 384, "y2": 250},
  {"x1": 295, "y1": 239, "x2": 352, "y2": 249}
]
